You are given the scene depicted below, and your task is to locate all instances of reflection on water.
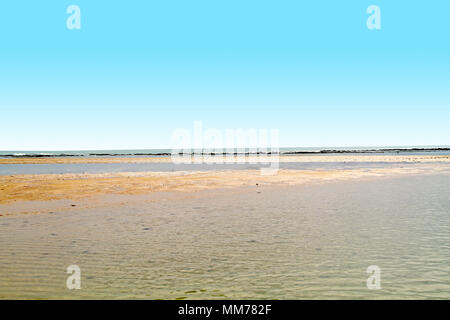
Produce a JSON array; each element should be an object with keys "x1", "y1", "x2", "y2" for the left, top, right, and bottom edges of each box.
[{"x1": 0, "y1": 174, "x2": 449, "y2": 299}]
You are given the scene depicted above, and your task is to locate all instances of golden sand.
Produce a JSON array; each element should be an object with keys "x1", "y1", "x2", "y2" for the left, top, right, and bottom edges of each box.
[{"x1": 1, "y1": 165, "x2": 448, "y2": 205}]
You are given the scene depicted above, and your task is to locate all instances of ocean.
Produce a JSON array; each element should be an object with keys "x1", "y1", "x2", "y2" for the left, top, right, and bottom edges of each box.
[
  {"x1": 1, "y1": 146, "x2": 450, "y2": 157},
  {"x1": 1, "y1": 174, "x2": 449, "y2": 299}
]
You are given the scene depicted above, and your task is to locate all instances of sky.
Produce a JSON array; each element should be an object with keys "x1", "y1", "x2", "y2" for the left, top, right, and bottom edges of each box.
[{"x1": 0, "y1": 0, "x2": 449, "y2": 150}]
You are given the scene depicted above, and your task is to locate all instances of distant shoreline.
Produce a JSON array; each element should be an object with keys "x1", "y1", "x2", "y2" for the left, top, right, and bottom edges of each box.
[{"x1": 1, "y1": 147, "x2": 450, "y2": 158}]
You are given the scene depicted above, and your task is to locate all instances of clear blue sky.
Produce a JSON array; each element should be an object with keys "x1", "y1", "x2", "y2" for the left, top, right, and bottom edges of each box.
[{"x1": 1, "y1": 1, "x2": 449, "y2": 150}]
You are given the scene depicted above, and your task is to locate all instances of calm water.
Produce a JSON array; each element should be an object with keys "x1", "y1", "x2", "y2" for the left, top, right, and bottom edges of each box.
[
  {"x1": 1, "y1": 146, "x2": 449, "y2": 176},
  {"x1": 0, "y1": 161, "x2": 440, "y2": 175},
  {"x1": 0, "y1": 174, "x2": 449, "y2": 299}
]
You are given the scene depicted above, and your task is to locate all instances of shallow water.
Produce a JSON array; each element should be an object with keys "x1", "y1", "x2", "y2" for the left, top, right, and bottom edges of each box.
[
  {"x1": 0, "y1": 174, "x2": 449, "y2": 299},
  {"x1": 0, "y1": 161, "x2": 443, "y2": 175}
]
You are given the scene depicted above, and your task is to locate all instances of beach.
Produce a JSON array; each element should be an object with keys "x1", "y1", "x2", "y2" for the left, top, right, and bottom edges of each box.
[
  {"x1": 1, "y1": 154, "x2": 450, "y2": 215},
  {"x1": 1, "y1": 154, "x2": 450, "y2": 299}
]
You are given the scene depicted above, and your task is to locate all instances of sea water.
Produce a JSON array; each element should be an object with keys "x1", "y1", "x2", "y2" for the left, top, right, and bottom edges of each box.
[{"x1": 0, "y1": 174, "x2": 449, "y2": 299}]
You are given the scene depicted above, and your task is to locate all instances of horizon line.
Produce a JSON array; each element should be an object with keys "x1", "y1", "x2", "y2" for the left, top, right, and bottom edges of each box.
[{"x1": 1, "y1": 145, "x2": 450, "y2": 153}]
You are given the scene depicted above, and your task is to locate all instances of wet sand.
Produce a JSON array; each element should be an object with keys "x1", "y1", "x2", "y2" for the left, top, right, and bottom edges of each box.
[{"x1": 1, "y1": 162, "x2": 450, "y2": 215}]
